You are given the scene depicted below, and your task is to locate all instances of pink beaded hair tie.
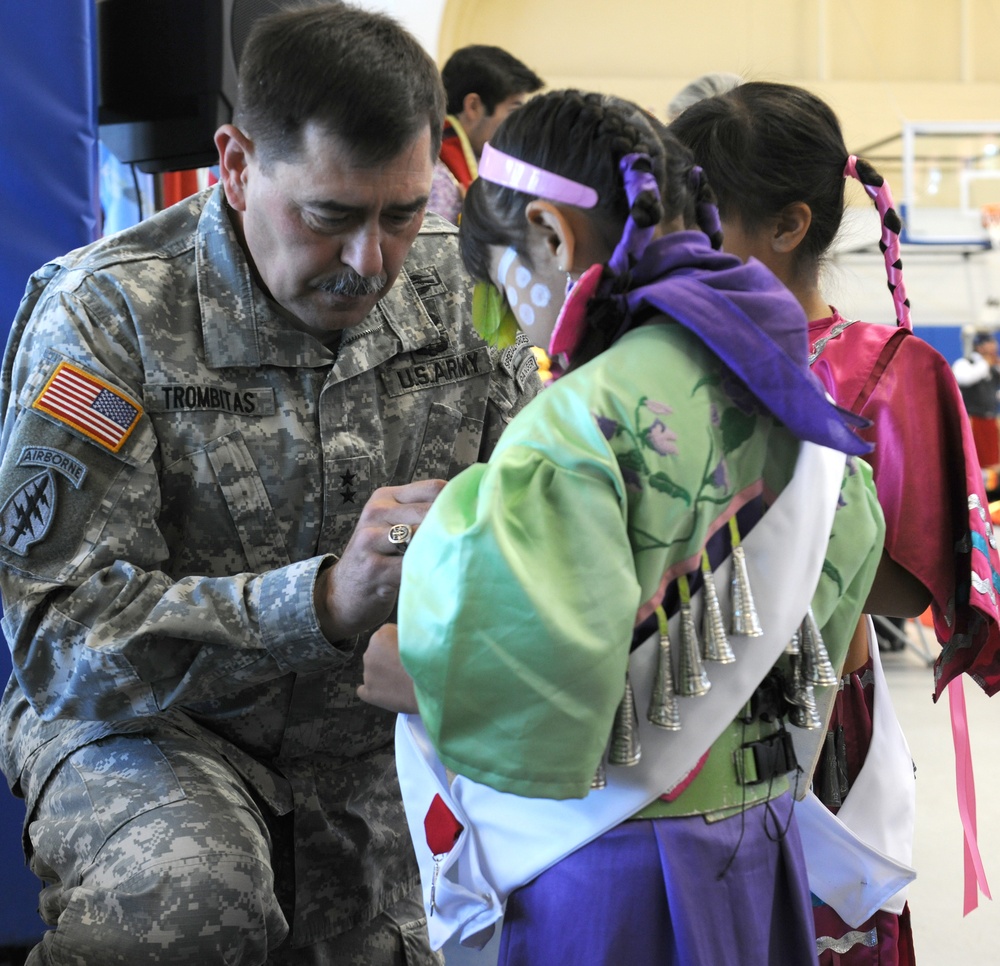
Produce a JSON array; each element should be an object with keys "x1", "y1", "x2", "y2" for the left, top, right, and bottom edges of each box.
[
  {"x1": 844, "y1": 154, "x2": 911, "y2": 330},
  {"x1": 478, "y1": 142, "x2": 599, "y2": 208}
]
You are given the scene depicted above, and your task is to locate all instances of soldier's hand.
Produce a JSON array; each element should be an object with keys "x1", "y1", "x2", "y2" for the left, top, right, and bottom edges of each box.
[
  {"x1": 357, "y1": 623, "x2": 418, "y2": 713},
  {"x1": 314, "y1": 478, "x2": 446, "y2": 642}
]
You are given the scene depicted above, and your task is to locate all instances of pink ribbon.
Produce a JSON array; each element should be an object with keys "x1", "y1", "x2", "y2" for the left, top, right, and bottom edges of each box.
[
  {"x1": 948, "y1": 675, "x2": 992, "y2": 914},
  {"x1": 843, "y1": 155, "x2": 912, "y2": 331}
]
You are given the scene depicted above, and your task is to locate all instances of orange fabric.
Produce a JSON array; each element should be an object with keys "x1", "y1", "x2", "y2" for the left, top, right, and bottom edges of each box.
[
  {"x1": 438, "y1": 122, "x2": 474, "y2": 192},
  {"x1": 968, "y1": 414, "x2": 1000, "y2": 468},
  {"x1": 160, "y1": 170, "x2": 202, "y2": 208}
]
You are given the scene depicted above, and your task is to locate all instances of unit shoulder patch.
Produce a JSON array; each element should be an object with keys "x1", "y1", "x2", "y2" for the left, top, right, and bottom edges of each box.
[{"x1": 0, "y1": 470, "x2": 57, "y2": 556}]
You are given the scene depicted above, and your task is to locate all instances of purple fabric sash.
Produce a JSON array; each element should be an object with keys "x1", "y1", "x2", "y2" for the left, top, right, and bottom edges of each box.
[
  {"x1": 497, "y1": 798, "x2": 816, "y2": 966},
  {"x1": 617, "y1": 231, "x2": 872, "y2": 456}
]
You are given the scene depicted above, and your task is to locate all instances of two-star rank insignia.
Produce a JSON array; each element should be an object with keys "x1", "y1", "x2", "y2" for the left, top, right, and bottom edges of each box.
[{"x1": 339, "y1": 469, "x2": 358, "y2": 504}]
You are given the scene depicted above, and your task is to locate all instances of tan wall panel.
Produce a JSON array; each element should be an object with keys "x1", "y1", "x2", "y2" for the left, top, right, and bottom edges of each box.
[
  {"x1": 972, "y1": 0, "x2": 1000, "y2": 82},
  {"x1": 439, "y1": 0, "x2": 815, "y2": 78},
  {"x1": 439, "y1": 0, "x2": 1000, "y2": 215},
  {"x1": 439, "y1": 0, "x2": 1000, "y2": 105},
  {"x1": 827, "y1": 0, "x2": 961, "y2": 82}
]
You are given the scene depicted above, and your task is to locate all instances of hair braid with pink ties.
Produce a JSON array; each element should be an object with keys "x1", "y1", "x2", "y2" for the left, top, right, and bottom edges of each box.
[{"x1": 843, "y1": 155, "x2": 912, "y2": 330}]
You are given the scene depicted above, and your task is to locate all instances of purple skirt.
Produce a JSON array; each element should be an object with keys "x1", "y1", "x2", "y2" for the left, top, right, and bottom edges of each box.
[{"x1": 497, "y1": 792, "x2": 817, "y2": 966}]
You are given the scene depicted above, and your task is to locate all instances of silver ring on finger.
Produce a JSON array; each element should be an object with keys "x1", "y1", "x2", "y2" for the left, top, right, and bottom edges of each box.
[{"x1": 387, "y1": 523, "x2": 412, "y2": 554}]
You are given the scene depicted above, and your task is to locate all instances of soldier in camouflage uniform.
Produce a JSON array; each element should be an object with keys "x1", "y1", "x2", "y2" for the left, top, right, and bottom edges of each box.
[{"x1": 0, "y1": 5, "x2": 540, "y2": 964}]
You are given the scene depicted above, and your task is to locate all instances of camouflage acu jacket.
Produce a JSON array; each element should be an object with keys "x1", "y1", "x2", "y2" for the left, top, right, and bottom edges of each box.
[{"x1": 0, "y1": 187, "x2": 540, "y2": 943}]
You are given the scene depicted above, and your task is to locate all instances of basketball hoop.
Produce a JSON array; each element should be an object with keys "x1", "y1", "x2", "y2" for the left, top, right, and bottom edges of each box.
[{"x1": 981, "y1": 203, "x2": 1000, "y2": 249}]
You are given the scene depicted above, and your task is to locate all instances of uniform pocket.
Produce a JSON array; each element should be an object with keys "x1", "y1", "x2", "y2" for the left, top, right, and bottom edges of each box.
[
  {"x1": 161, "y1": 429, "x2": 290, "y2": 576},
  {"x1": 204, "y1": 431, "x2": 291, "y2": 573},
  {"x1": 410, "y1": 402, "x2": 488, "y2": 483},
  {"x1": 69, "y1": 735, "x2": 186, "y2": 841},
  {"x1": 411, "y1": 403, "x2": 464, "y2": 481}
]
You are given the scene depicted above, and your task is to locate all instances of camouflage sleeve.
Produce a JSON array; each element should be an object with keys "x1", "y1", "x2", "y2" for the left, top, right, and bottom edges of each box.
[{"x1": 0, "y1": 284, "x2": 347, "y2": 723}]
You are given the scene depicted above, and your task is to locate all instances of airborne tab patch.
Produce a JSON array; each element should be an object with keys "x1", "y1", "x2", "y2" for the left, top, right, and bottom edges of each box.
[
  {"x1": 33, "y1": 362, "x2": 141, "y2": 452},
  {"x1": 18, "y1": 446, "x2": 87, "y2": 488}
]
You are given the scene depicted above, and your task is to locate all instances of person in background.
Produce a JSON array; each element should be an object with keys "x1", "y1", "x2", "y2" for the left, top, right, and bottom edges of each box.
[
  {"x1": 0, "y1": 4, "x2": 540, "y2": 963},
  {"x1": 427, "y1": 44, "x2": 543, "y2": 224},
  {"x1": 672, "y1": 80, "x2": 1000, "y2": 965},
  {"x1": 665, "y1": 70, "x2": 744, "y2": 121},
  {"x1": 952, "y1": 329, "x2": 1000, "y2": 474},
  {"x1": 360, "y1": 89, "x2": 885, "y2": 965}
]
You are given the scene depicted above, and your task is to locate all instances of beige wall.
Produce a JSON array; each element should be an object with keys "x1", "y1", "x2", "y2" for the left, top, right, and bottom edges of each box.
[
  {"x1": 437, "y1": 0, "x2": 1000, "y2": 327},
  {"x1": 438, "y1": 0, "x2": 1000, "y2": 153}
]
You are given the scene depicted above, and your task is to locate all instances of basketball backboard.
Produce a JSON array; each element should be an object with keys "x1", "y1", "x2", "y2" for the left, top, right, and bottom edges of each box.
[{"x1": 898, "y1": 121, "x2": 1000, "y2": 246}]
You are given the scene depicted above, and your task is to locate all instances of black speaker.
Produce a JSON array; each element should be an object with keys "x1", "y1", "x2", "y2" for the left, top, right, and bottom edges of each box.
[{"x1": 97, "y1": 0, "x2": 313, "y2": 173}]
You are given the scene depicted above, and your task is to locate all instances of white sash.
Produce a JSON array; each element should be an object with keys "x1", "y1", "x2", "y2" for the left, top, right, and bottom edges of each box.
[
  {"x1": 796, "y1": 616, "x2": 917, "y2": 926},
  {"x1": 395, "y1": 441, "x2": 846, "y2": 950}
]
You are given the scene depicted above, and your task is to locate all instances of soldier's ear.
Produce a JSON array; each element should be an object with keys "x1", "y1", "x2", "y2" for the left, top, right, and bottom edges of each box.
[{"x1": 215, "y1": 125, "x2": 255, "y2": 213}]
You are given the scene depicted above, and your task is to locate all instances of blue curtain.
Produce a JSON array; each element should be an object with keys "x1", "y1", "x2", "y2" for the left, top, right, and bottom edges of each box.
[{"x1": 0, "y1": 0, "x2": 99, "y2": 944}]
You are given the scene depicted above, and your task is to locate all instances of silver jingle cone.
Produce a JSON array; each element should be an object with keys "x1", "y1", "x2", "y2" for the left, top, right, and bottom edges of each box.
[
  {"x1": 591, "y1": 754, "x2": 607, "y2": 790},
  {"x1": 787, "y1": 654, "x2": 823, "y2": 730},
  {"x1": 648, "y1": 630, "x2": 682, "y2": 730},
  {"x1": 676, "y1": 601, "x2": 711, "y2": 696},
  {"x1": 790, "y1": 682, "x2": 824, "y2": 730},
  {"x1": 608, "y1": 673, "x2": 641, "y2": 766},
  {"x1": 801, "y1": 608, "x2": 839, "y2": 686},
  {"x1": 701, "y1": 563, "x2": 735, "y2": 664},
  {"x1": 730, "y1": 545, "x2": 763, "y2": 637},
  {"x1": 785, "y1": 625, "x2": 802, "y2": 657}
]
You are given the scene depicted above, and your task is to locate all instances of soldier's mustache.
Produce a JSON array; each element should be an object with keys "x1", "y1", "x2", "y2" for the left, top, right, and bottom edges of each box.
[{"x1": 318, "y1": 272, "x2": 388, "y2": 297}]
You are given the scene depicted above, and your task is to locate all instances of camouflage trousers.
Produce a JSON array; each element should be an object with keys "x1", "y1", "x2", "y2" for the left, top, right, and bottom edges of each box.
[{"x1": 22, "y1": 731, "x2": 441, "y2": 965}]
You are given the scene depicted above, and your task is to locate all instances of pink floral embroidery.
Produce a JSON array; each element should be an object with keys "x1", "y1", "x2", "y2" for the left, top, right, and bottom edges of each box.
[{"x1": 647, "y1": 419, "x2": 679, "y2": 456}]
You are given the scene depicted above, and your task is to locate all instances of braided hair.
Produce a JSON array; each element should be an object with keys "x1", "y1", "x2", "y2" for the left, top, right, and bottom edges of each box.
[
  {"x1": 669, "y1": 81, "x2": 910, "y2": 326},
  {"x1": 460, "y1": 90, "x2": 722, "y2": 368},
  {"x1": 460, "y1": 90, "x2": 715, "y2": 284},
  {"x1": 844, "y1": 156, "x2": 911, "y2": 327},
  {"x1": 642, "y1": 107, "x2": 725, "y2": 252}
]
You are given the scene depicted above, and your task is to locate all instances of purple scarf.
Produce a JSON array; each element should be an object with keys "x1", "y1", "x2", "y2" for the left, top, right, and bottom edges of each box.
[{"x1": 620, "y1": 231, "x2": 871, "y2": 456}]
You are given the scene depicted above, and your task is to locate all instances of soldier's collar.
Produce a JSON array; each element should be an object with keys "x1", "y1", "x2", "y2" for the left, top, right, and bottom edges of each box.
[{"x1": 197, "y1": 189, "x2": 337, "y2": 369}]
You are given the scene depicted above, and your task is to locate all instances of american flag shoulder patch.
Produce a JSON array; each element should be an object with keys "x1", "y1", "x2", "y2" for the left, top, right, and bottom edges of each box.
[{"x1": 33, "y1": 361, "x2": 142, "y2": 453}]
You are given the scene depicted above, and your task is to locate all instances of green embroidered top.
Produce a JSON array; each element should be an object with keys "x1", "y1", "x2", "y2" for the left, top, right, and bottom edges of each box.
[{"x1": 398, "y1": 321, "x2": 884, "y2": 802}]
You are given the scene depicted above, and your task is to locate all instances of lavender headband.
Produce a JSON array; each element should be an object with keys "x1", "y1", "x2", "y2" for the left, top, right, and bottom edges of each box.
[
  {"x1": 478, "y1": 144, "x2": 662, "y2": 274},
  {"x1": 478, "y1": 142, "x2": 598, "y2": 208}
]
